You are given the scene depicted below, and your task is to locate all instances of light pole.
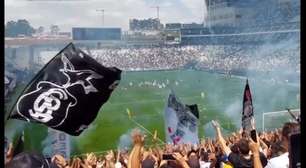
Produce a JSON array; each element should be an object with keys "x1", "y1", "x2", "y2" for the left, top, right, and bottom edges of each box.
[
  {"x1": 150, "y1": 6, "x2": 160, "y2": 20},
  {"x1": 96, "y1": 9, "x2": 105, "y2": 27}
]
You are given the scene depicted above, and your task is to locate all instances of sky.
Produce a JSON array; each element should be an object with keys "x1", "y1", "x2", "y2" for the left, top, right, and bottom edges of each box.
[{"x1": 5, "y1": 0, "x2": 208, "y2": 32}]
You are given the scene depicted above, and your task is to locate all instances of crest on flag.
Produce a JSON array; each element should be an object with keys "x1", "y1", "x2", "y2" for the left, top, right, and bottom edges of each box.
[{"x1": 9, "y1": 43, "x2": 121, "y2": 135}]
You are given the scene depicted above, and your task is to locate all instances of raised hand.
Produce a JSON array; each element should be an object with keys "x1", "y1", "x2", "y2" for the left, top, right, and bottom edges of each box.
[
  {"x1": 52, "y1": 154, "x2": 68, "y2": 168},
  {"x1": 131, "y1": 129, "x2": 145, "y2": 146},
  {"x1": 173, "y1": 153, "x2": 190, "y2": 168},
  {"x1": 211, "y1": 120, "x2": 220, "y2": 129},
  {"x1": 105, "y1": 150, "x2": 115, "y2": 162},
  {"x1": 248, "y1": 136, "x2": 260, "y2": 153},
  {"x1": 70, "y1": 157, "x2": 82, "y2": 168},
  {"x1": 85, "y1": 153, "x2": 97, "y2": 166},
  {"x1": 5, "y1": 143, "x2": 14, "y2": 165},
  {"x1": 172, "y1": 152, "x2": 186, "y2": 163}
]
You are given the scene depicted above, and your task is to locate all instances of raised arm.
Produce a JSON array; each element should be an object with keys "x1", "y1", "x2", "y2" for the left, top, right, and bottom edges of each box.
[
  {"x1": 128, "y1": 129, "x2": 145, "y2": 168},
  {"x1": 249, "y1": 137, "x2": 263, "y2": 168},
  {"x1": 172, "y1": 152, "x2": 190, "y2": 168},
  {"x1": 211, "y1": 120, "x2": 231, "y2": 156}
]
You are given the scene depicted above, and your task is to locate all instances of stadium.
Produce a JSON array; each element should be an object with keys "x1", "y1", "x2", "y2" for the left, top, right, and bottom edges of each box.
[{"x1": 4, "y1": 0, "x2": 300, "y2": 167}]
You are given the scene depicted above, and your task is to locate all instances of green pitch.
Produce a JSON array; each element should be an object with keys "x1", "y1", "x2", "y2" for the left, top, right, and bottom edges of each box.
[{"x1": 5, "y1": 70, "x2": 299, "y2": 156}]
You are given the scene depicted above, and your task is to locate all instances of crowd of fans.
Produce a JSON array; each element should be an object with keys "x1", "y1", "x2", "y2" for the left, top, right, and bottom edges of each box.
[
  {"x1": 5, "y1": 121, "x2": 300, "y2": 168},
  {"x1": 4, "y1": 43, "x2": 299, "y2": 99},
  {"x1": 90, "y1": 45, "x2": 300, "y2": 74},
  {"x1": 4, "y1": 42, "x2": 300, "y2": 168}
]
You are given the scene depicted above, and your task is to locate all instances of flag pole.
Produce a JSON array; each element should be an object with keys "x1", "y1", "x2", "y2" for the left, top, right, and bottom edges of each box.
[
  {"x1": 286, "y1": 108, "x2": 299, "y2": 123},
  {"x1": 126, "y1": 109, "x2": 165, "y2": 144},
  {"x1": 129, "y1": 118, "x2": 165, "y2": 144}
]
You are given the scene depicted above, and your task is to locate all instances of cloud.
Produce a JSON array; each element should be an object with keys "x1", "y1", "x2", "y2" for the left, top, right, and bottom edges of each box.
[{"x1": 5, "y1": 0, "x2": 206, "y2": 31}]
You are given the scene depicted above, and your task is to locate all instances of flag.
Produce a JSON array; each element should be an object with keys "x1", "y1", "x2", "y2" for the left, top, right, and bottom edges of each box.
[
  {"x1": 126, "y1": 108, "x2": 132, "y2": 119},
  {"x1": 164, "y1": 91, "x2": 199, "y2": 144},
  {"x1": 242, "y1": 79, "x2": 254, "y2": 131},
  {"x1": 48, "y1": 128, "x2": 70, "y2": 159},
  {"x1": 9, "y1": 43, "x2": 121, "y2": 136},
  {"x1": 153, "y1": 129, "x2": 157, "y2": 142}
]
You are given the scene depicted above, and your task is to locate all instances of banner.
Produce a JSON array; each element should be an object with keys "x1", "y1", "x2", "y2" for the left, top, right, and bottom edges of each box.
[
  {"x1": 164, "y1": 91, "x2": 199, "y2": 144},
  {"x1": 48, "y1": 128, "x2": 70, "y2": 159},
  {"x1": 9, "y1": 43, "x2": 121, "y2": 136},
  {"x1": 242, "y1": 79, "x2": 254, "y2": 131}
]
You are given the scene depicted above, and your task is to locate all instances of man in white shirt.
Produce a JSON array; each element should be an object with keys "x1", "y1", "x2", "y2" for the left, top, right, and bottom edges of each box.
[
  {"x1": 265, "y1": 152, "x2": 289, "y2": 168},
  {"x1": 265, "y1": 122, "x2": 299, "y2": 168}
]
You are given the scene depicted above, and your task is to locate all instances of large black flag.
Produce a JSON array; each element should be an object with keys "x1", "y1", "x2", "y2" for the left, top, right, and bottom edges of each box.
[
  {"x1": 9, "y1": 43, "x2": 121, "y2": 136},
  {"x1": 242, "y1": 79, "x2": 254, "y2": 131}
]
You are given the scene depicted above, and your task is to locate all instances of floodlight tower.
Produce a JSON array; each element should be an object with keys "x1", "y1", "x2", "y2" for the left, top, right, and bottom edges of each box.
[{"x1": 151, "y1": 6, "x2": 160, "y2": 20}]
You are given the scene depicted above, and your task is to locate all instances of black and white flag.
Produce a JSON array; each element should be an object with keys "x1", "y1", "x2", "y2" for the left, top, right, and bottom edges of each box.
[
  {"x1": 9, "y1": 43, "x2": 121, "y2": 136},
  {"x1": 242, "y1": 79, "x2": 255, "y2": 131},
  {"x1": 164, "y1": 91, "x2": 199, "y2": 145}
]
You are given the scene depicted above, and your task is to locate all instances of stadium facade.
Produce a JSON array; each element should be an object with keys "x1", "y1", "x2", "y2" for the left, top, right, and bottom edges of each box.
[{"x1": 180, "y1": 0, "x2": 300, "y2": 45}]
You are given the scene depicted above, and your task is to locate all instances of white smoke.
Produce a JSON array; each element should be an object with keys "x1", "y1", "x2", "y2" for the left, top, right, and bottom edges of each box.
[
  {"x1": 203, "y1": 120, "x2": 232, "y2": 138},
  {"x1": 41, "y1": 134, "x2": 53, "y2": 158},
  {"x1": 4, "y1": 120, "x2": 26, "y2": 142},
  {"x1": 118, "y1": 132, "x2": 132, "y2": 150},
  {"x1": 203, "y1": 121, "x2": 215, "y2": 138},
  {"x1": 117, "y1": 128, "x2": 144, "y2": 150},
  {"x1": 224, "y1": 99, "x2": 241, "y2": 128}
]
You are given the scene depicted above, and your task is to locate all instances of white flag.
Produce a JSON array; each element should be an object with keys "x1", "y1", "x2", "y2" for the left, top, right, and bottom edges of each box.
[
  {"x1": 164, "y1": 91, "x2": 199, "y2": 145},
  {"x1": 48, "y1": 128, "x2": 71, "y2": 159}
]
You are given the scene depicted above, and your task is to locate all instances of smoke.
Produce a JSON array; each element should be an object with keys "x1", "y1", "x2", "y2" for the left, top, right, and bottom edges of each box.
[
  {"x1": 203, "y1": 121, "x2": 215, "y2": 138},
  {"x1": 224, "y1": 99, "x2": 241, "y2": 128},
  {"x1": 4, "y1": 120, "x2": 26, "y2": 142},
  {"x1": 117, "y1": 128, "x2": 144, "y2": 150},
  {"x1": 118, "y1": 132, "x2": 132, "y2": 150},
  {"x1": 41, "y1": 133, "x2": 53, "y2": 158},
  {"x1": 247, "y1": 35, "x2": 300, "y2": 80},
  {"x1": 203, "y1": 121, "x2": 232, "y2": 138}
]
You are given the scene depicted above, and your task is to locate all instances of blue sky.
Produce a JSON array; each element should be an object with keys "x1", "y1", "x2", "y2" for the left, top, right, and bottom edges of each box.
[{"x1": 5, "y1": 0, "x2": 208, "y2": 31}]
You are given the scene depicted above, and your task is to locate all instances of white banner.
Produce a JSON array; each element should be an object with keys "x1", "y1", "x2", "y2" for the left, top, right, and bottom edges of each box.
[
  {"x1": 164, "y1": 92, "x2": 199, "y2": 145},
  {"x1": 48, "y1": 128, "x2": 71, "y2": 159}
]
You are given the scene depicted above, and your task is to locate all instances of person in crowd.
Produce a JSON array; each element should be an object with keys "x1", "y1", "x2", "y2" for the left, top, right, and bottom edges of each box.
[
  {"x1": 5, "y1": 121, "x2": 300, "y2": 168},
  {"x1": 265, "y1": 122, "x2": 300, "y2": 168},
  {"x1": 211, "y1": 120, "x2": 267, "y2": 168}
]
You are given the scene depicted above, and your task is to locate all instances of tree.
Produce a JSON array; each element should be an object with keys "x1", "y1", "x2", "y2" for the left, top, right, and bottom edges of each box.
[
  {"x1": 5, "y1": 19, "x2": 35, "y2": 37},
  {"x1": 50, "y1": 25, "x2": 60, "y2": 35},
  {"x1": 36, "y1": 26, "x2": 45, "y2": 34}
]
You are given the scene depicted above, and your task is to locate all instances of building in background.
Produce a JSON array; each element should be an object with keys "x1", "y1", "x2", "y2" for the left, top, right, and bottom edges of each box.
[
  {"x1": 72, "y1": 27, "x2": 121, "y2": 41},
  {"x1": 72, "y1": 27, "x2": 122, "y2": 47},
  {"x1": 205, "y1": 0, "x2": 239, "y2": 27},
  {"x1": 129, "y1": 18, "x2": 163, "y2": 31},
  {"x1": 206, "y1": 0, "x2": 300, "y2": 28}
]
